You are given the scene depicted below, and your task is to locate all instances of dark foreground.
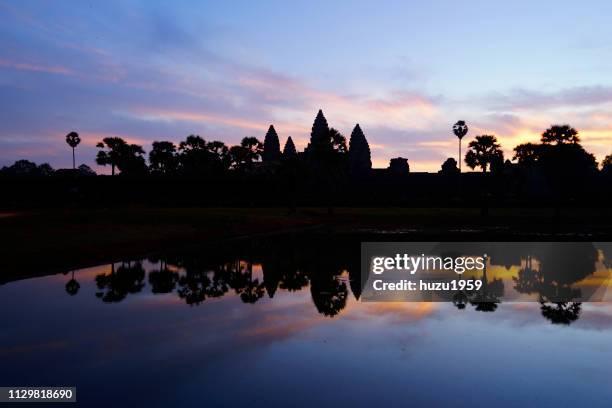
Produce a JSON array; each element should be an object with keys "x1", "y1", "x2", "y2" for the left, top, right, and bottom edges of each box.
[
  {"x1": 3, "y1": 206, "x2": 612, "y2": 283},
  {"x1": 1, "y1": 231, "x2": 611, "y2": 407}
]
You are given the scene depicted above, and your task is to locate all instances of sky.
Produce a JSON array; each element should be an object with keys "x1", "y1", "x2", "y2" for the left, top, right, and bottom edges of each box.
[{"x1": 2, "y1": 0, "x2": 612, "y2": 172}]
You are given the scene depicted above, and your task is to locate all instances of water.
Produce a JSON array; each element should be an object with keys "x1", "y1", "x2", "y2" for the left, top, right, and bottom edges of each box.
[{"x1": 1, "y1": 234, "x2": 612, "y2": 407}]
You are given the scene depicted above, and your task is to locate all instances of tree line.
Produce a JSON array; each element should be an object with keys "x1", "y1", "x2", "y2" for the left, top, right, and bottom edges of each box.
[
  {"x1": 2, "y1": 109, "x2": 612, "y2": 177},
  {"x1": 60, "y1": 235, "x2": 609, "y2": 324}
]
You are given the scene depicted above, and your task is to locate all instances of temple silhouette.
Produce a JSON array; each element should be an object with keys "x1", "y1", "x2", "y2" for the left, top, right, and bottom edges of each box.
[{"x1": 1, "y1": 109, "x2": 610, "y2": 208}]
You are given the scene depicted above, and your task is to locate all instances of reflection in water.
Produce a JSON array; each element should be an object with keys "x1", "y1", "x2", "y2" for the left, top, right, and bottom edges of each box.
[
  {"x1": 64, "y1": 270, "x2": 80, "y2": 296},
  {"x1": 61, "y1": 236, "x2": 612, "y2": 326},
  {"x1": 540, "y1": 302, "x2": 581, "y2": 325},
  {"x1": 95, "y1": 261, "x2": 146, "y2": 303},
  {"x1": 511, "y1": 243, "x2": 598, "y2": 324},
  {"x1": 148, "y1": 257, "x2": 179, "y2": 294},
  {"x1": 470, "y1": 259, "x2": 504, "y2": 312},
  {"x1": 2, "y1": 236, "x2": 612, "y2": 407}
]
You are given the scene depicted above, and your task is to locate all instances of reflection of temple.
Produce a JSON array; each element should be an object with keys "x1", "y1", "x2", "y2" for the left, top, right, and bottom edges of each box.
[
  {"x1": 80, "y1": 236, "x2": 606, "y2": 324},
  {"x1": 86, "y1": 234, "x2": 362, "y2": 317}
]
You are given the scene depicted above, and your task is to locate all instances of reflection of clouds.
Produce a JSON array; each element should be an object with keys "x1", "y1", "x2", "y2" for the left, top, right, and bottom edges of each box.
[
  {"x1": 344, "y1": 302, "x2": 438, "y2": 324},
  {"x1": 575, "y1": 303, "x2": 612, "y2": 331},
  {"x1": 236, "y1": 302, "x2": 323, "y2": 341}
]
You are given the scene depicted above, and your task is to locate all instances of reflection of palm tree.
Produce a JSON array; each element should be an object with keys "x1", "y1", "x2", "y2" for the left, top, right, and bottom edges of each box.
[
  {"x1": 65, "y1": 270, "x2": 80, "y2": 296},
  {"x1": 513, "y1": 255, "x2": 541, "y2": 294},
  {"x1": 515, "y1": 244, "x2": 596, "y2": 301},
  {"x1": 177, "y1": 270, "x2": 209, "y2": 305},
  {"x1": 279, "y1": 268, "x2": 309, "y2": 292},
  {"x1": 452, "y1": 291, "x2": 468, "y2": 310},
  {"x1": 148, "y1": 258, "x2": 179, "y2": 294},
  {"x1": 512, "y1": 244, "x2": 597, "y2": 325},
  {"x1": 95, "y1": 261, "x2": 145, "y2": 303},
  {"x1": 177, "y1": 261, "x2": 230, "y2": 306},
  {"x1": 310, "y1": 274, "x2": 348, "y2": 317},
  {"x1": 540, "y1": 301, "x2": 581, "y2": 325},
  {"x1": 470, "y1": 259, "x2": 504, "y2": 312},
  {"x1": 233, "y1": 261, "x2": 265, "y2": 304}
]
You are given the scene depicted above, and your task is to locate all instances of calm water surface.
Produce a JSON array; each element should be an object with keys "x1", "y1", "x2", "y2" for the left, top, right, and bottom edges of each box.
[{"x1": 2, "y1": 235, "x2": 612, "y2": 407}]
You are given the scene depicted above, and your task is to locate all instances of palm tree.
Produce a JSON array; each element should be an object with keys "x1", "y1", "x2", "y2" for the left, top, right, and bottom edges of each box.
[
  {"x1": 96, "y1": 137, "x2": 146, "y2": 176},
  {"x1": 602, "y1": 154, "x2": 612, "y2": 173},
  {"x1": 452, "y1": 121, "x2": 468, "y2": 172},
  {"x1": 541, "y1": 124, "x2": 579, "y2": 145},
  {"x1": 465, "y1": 135, "x2": 503, "y2": 172},
  {"x1": 149, "y1": 141, "x2": 178, "y2": 174},
  {"x1": 65, "y1": 131, "x2": 81, "y2": 170}
]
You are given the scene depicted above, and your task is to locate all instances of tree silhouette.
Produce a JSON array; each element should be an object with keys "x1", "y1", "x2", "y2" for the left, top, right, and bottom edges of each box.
[
  {"x1": 512, "y1": 142, "x2": 541, "y2": 165},
  {"x1": 452, "y1": 291, "x2": 468, "y2": 309},
  {"x1": 453, "y1": 120, "x2": 468, "y2": 172},
  {"x1": 283, "y1": 136, "x2": 297, "y2": 157},
  {"x1": 347, "y1": 124, "x2": 371, "y2": 174},
  {"x1": 96, "y1": 137, "x2": 146, "y2": 176},
  {"x1": 512, "y1": 244, "x2": 597, "y2": 324},
  {"x1": 228, "y1": 260, "x2": 266, "y2": 304},
  {"x1": 206, "y1": 140, "x2": 231, "y2": 171},
  {"x1": 148, "y1": 258, "x2": 179, "y2": 294},
  {"x1": 0, "y1": 160, "x2": 54, "y2": 176},
  {"x1": 601, "y1": 153, "x2": 612, "y2": 173},
  {"x1": 440, "y1": 157, "x2": 459, "y2": 175},
  {"x1": 95, "y1": 137, "x2": 122, "y2": 176},
  {"x1": 329, "y1": 128, "x2": 347, "y2": 153},
  {"x1": 310, "y1": 273, "x2": 348, "y2": 317},
  {"x1": 470, "y1": 261, "x2": 504, "y2": 312},
  {"x1": 149, "y1": 141, "x2": 178, "y2": 174},
  {"x1": 65, "y1": 131, "x2": 81, "y2": 170},
  {"x1": 512, "y1": 255, "x2": 540, "y2": 295},
  {"x1": 95, "y1": 261, "x2": 146, "y2": 303},
  {"x1": 176, "y1": 135, "x2": 231, "y2": 176},
  {"x1": 230, "y1": 137, "x2": 263, "y2": 170},
  {"x1": 541, "y1": 124, "x2": 579, "y2": 145},
  {"x1": 262, "y1": 125, "x2": 281, "y2": 162},
  {"x1": 279, "y1": 268, "x2": 309, "y2": 291},
  {"x1": 540, "y1": 302, "x2": 581, "y2": 325},
  {"x1": 465, "y1": 135, "x2": 503, "y2": 172},
  {"x1": 175, "y1": 260, "x2": 230, "y2": 305},
  {"x1": 177, "y1": 269, "x2": 210, "y2": 305},
  {"x1": 178, "y1": 135, "x2": 209, "y2": 175},
  {"x1": 65, "y1": 270, "x2": 80, "y2": 296},
  {"x1": 538, "y1": 137, "x2": 597, "y2": 208}
]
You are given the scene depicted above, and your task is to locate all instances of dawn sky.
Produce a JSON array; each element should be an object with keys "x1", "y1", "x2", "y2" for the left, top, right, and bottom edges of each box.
[{"x1": 2, "y1": 0, "x2": 612, "y2": 171}]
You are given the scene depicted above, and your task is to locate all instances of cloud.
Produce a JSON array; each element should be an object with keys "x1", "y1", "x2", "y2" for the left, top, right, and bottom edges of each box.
[
  {"x1": 2, "y1": 2, "x2": 612, "y2": 172},
  {"x1": 0, "y1": 58, "x2": 75, "y2": 76},
  {"x1": 482, "y1": 86, "x2": 612, "y2": 111}
]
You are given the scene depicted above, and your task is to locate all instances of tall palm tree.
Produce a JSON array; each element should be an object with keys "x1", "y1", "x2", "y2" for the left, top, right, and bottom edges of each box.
[
  {"x1": 452, "y1": 121, "x2": 468, "y2": 172},
  {"x1": 65, "y1": 131, "x2": 81, "y2": 170}
]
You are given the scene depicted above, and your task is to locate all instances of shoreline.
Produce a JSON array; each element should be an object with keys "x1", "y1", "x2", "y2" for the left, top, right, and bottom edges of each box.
[{"x1": 2, "y1": 206, "x2": 612, "y2": 285}]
